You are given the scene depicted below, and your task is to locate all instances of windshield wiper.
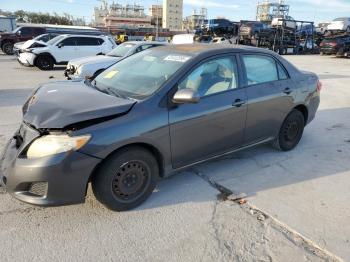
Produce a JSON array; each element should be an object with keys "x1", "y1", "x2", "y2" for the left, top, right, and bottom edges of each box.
[
  {"x1": 106, "y1": 87, "x2": 128, "y2": 99},
  {"x1": 85, "y1": 79, "x2": 109, "y2": 95}
]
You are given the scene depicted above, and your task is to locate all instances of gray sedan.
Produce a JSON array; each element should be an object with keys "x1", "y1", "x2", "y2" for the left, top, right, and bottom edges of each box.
[
  {"x1": 0, "y1": 44, "x2": 321, "y2": 211},
  {"x1": 64, "y1": 41, "x2": 167, "y2": 79}
]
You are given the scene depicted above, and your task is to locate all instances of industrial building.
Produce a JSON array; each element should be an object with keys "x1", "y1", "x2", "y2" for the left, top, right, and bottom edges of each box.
[
  {"x1": 93, "y1": 0, "x2": 151, "y2": 29},
  {"x1": 183, "y1": 8, "x2": 207, "y2": 31},
  {"x1": 162, "y1": 0, "x2": 183, "y2": 30},
  {"x1": 256, "y1": 0, "x2": 290, "y2": 22}
]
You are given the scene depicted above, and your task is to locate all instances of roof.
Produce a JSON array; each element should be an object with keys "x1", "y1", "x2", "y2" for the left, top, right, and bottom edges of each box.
[{"x1": 156, "y1": 43, "x2": 274, "y2": 56}]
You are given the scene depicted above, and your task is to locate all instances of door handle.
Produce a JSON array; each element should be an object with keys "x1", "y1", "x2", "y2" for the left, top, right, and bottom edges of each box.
[
  {"x1": 283, "y1": 87, "x2": 292, "y2": 95},
  {"x1": 232, "y1": 99, "x2": 246, "y2": 107}
]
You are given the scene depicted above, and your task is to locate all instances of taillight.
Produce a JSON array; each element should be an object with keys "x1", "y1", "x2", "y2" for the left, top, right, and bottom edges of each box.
[{"x1": 317, "y1": 80, "x2": 322, "y2": 92}]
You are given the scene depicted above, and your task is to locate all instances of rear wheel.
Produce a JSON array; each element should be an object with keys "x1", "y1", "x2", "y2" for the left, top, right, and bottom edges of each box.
[
  {"x1": 92, "y1": 147, "x2": 158, "y2": 211},
  {"x1": 35, "y1": 55, "x2": 54, "y2": 70},
  {"x1": 273, "y1": 109, "x2": 305, "y2": 151},
  {"x1": 2, "y1": 42, "x2": 14, "y2": 55}
]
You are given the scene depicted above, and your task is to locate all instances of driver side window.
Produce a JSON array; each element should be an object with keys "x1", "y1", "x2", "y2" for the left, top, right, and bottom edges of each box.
[{"x1": 178, "y1": 57, "x2": 238, "y2": 97}]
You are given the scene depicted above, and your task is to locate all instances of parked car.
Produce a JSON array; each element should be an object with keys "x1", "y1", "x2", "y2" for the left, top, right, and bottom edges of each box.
[
  {"x1": 296, "y1": 24, "x2": 315, "y2": 36},
  {"x1": 316, "y1": 22, "x2": 331, "y2": 35},
  {"x1": 0, "y1": 25, "x2": 106, "y2": 55},
  {"x1": 13, "y1": 33, "x2": 59, "y2": 55},
  {"x1": 319, "y1": 35, "x2": 350, "y2": 56},
  {"x1": 0, "y1": 44, "x2": 321, "y2": 211},
  {"x1": 327, "y1": 17, "x2": 350, "y2": 32},
  {"x1": 271, "y1": 18, "x2": 297, "y2": 30},
  {"x1": 206, "y1": 19, "x2": 237, "y2": 36},
  {"x1": 0, "y1": 26, "x2": 46, "y2": 55},
  {"x1": 65, "y1": 41, "x2": 167, "y2": 79},
  {"x1": 239, "y1": 21, "x2": 265, "y2": 39},
  {"x1": 17, "y1": 34, "x2": 116, "y2": 70}
]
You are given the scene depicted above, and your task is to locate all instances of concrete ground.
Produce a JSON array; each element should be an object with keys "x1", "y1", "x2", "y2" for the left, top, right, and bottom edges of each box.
[{"x1": 0, "y1": 53, "x2": 348, "y2": 262}]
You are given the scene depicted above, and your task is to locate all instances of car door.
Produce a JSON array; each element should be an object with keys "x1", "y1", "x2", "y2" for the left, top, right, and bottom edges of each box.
[
  {"x1": 18, "y1": 27, "x2": 33, "y2": 41},
  {"x1": 169, "y1": 55, "x2": 247, "y2": 168},
  {"x1": 52, "y1": 37, "x2": 77, "y2": 62},
  {"x1": 76, "y1": 37, "x2": 102, "y2": 57},
  {"x1": 241, "y1": 53, "x2": 295, "y2": 145}
]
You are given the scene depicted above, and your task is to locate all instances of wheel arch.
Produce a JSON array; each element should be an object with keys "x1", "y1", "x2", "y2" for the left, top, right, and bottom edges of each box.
[
  {"x1": 34, "y1": 52, "x2": 57, "y2": 65},
  {"x1": 87, "y1": 142, "x2": 165, "y2": 194},
  {"x1": 293, "y1": 104, "x2": 308, "y2": 125}
]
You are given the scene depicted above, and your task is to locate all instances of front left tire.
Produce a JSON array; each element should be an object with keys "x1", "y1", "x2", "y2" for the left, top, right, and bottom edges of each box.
[
  {"x1": 92, "y1": 146, "x2": 159, "y2": 211},
  {"x1": 35, "y1": 55, "x2": 54, "y2": 70},
  {"x1": 2, "y1": 42, "x2": 14, "y2": 55}
]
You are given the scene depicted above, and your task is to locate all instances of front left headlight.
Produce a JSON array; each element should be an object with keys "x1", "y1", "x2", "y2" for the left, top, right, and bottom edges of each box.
[{"x1": 26, "y1": 134, "x2": 91, "y2": 159}]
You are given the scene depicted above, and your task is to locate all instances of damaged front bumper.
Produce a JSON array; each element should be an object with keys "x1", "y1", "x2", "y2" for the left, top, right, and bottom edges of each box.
[
  {"x1": 17, "y1": 52, "x2": 36, "y2": 66},
  {"x1": 0, "y1": 123, "x2": 101, "y2": 207}
]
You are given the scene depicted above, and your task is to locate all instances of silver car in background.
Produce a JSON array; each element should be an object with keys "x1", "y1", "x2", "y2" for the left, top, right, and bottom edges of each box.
[{"x1": 65, "y1": 41, "x2": 167, "y2": 79}]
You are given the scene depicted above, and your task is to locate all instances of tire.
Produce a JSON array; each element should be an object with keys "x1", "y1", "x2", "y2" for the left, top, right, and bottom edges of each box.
[
  {"x1": 2, "y1": 42, "x2": 14, "y2": 55},
  {"x1": 35, "y1": 55, "x2": 54, "y2": 70},
  {"x1": 273, "y1": 109, "x2": 305, "y2": 151},
  {"x1": 92, "y1": 146, "x2": 159, "y2": 211}
]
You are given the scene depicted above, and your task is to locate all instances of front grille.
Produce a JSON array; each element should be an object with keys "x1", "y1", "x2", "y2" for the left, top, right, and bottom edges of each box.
[{"x1": 28, "y1": 182, "x2": 48, "y2": 197}]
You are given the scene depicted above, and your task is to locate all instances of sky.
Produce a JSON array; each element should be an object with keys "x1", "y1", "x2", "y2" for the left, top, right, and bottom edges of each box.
[{"x1": 1, "y1": 0, "x2": 350, "y2": 24}]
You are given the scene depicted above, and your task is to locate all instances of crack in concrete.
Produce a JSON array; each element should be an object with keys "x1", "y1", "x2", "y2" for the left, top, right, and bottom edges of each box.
[{"x1": 192, "y1": 169, "x2": 344, "y2": 262}]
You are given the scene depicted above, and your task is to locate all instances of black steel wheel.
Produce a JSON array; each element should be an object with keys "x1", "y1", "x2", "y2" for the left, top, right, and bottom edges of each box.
[
  {"x1": 92, "y1": 146, "x2": 158, "y2": 211},
  {"x1": 35, "y1": 55, "x2": 54, "y2": 70},
  {"x1": 2, "y1": 42, "x2": 14, "y2": 55},
  {"x1": 273, "y1": 109, "x2": 305, "y2": 151}
]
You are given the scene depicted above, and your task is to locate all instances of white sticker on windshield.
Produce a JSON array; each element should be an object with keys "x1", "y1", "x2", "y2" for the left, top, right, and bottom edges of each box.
[{"x1": 164, "y1": 55, "x2": 191, "y2": 63}]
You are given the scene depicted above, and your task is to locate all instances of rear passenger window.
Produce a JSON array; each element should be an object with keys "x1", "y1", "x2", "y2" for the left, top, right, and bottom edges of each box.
[
  {"x1": 243, "y1": 55, "x2": 278, "y2": 85},
  {"x1": 61, "y1": 37, "x2": 76, "y2": 46},
  {"x1": 277, "y1": 63, "x2": 288, "y2": 80},
  {"x1": 76, "y1": 37, "x2": 102, "y2": 46}
]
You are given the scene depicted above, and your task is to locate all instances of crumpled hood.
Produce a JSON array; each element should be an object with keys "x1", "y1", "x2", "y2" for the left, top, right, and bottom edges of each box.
[
  {"x1": 69, "y1": 55, "x2": 120, "y2": 67},
  {"x1": 23, "y1": 81, "x2": 136, "y2": 130},
  {"x1": 21, "y1": 39, "x2": 47, "y2": 49}
]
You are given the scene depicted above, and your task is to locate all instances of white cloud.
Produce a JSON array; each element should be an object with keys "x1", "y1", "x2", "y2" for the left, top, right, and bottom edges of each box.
[
  {"x1": 66, "y1": 0, "x2": 74, "y2": 3},
  {"x1": 184, "y1": 0, "x2": 239, "y2": 9}
]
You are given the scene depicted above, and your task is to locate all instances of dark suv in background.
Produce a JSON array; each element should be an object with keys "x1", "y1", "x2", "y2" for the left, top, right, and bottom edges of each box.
[
  {"x1": 320, "y1": 35, "x2": 350, "y2": 57},
  {"x1": 239, "y1": 21, "x2": 265, "y2": 39},
  {"x1": 0, "y1": 26, "x2": 46, "y2": 55}
]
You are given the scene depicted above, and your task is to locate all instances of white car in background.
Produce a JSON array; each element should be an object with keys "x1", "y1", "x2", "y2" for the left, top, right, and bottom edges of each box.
[
  {"x1": 327, "y1": 17, "x2": 350, "y2": 32},
  {"x1": 65, "y1": 41, "x2": 167, "y2": 79},
  {"x1": 17, "y1": 34, "x2": 116, "y2": 70},
  {"x1": 212, "y1": 37, "x2": 232, "y2": 44}
]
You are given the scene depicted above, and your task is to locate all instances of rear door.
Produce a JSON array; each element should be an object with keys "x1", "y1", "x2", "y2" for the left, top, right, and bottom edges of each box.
[
  {"x1": 241, "y1": 53, "x2": 295, "y2": 145},
  {"x1": 76, "y1": 37, "x2": 102, "y2": 57},
  {"x1": 169, "y1": 54, "x2": 247, "y2": 168}
]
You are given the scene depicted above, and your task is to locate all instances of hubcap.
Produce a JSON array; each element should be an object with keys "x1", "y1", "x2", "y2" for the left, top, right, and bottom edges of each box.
[
  {"x1": 111, "y1": 161, "x2": 149, "y2": 201},
  {"x1": 284, "y1": 120, "x2": 299, "y2": 141}
]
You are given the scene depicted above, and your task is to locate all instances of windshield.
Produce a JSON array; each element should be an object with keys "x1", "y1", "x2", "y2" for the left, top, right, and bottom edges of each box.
[
  {"x1": 12, "y1": 27, "x2": 21, "y2": 34},
  {"x1": 107, "y1": 43, "x2": 135, "y2": 57},
  {"x1": 47, "y1": 35, "x2": 65, "y2": 45},
  {"x1": 94, "y1": 49, "x2": 192, "y2": 99},
  {"x1": 333, "y1": 18, "x2": 346, "y2": 22}
]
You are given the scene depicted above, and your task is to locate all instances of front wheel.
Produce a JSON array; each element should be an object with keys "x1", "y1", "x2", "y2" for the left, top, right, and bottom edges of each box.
[
  {"x1": 92, "y1": 147, "x2": 159, "y2": 211},
  {"x1": 35, "y1": 55, "x2": 54, "y2": 70},
  {"x1": 2, "y1": 42, "x2": 14, "y2": 55},
  {"x1": 273, "y1": 109, "x2": 305, "y2": 151}
]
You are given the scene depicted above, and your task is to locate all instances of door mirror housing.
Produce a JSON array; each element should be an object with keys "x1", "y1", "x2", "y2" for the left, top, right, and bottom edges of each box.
[
  {"x1": 16, "y1": 31, "x2": 21, "y2": 36},
  {"x1": 172, "y1": 88, "x2": 200, "y2": 104},
  {"x1": 57, "y1": 42, "x2": 64, "y2": 48}
]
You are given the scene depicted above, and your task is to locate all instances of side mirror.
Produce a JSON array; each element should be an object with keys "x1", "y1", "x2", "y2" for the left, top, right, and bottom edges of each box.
[
  {"x1": 57, "y1": 42, "x2": 64, "y2": 48},
  {"x1": 16, "y1": 31, "x2": 21, "y2": 36},
  {"x1": 172, "y1": 88, "x2": 200, "y2": 104}
]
